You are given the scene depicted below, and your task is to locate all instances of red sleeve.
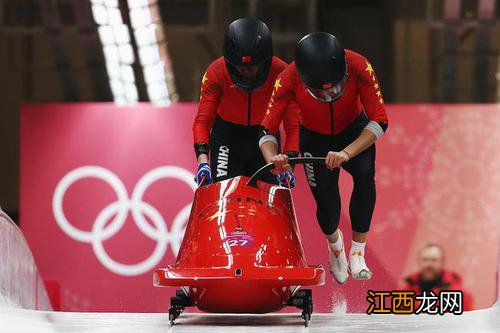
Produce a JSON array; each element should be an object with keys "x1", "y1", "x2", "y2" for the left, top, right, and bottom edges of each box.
[
  {"x1": 193, "y1": 61, "x2": 223, "y2": 144},
  {"x1": 261, "y1": 67, "x2": 299, "y2": 151},
  {"x1": 355, "y1": 57, "x2": 389, "y2": 126}
]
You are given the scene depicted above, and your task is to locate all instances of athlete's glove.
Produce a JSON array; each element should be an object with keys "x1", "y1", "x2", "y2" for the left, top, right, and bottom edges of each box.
[
  {"x1": 277, "y1": 171, "x2": 295, "y2": 188},
  {"x1": 195, "y1": 162, "x2": 212, "y2": 186}
]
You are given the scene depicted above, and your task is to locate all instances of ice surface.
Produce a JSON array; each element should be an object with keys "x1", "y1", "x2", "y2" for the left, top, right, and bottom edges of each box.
[{"x1": 1, "y1": 303, "x2": 499, "y2": 333}]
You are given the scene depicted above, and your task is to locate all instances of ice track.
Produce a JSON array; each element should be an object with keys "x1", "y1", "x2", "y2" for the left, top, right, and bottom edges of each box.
[{"x1": 2, "y1": 303, "x2": 499, "y2": 333}]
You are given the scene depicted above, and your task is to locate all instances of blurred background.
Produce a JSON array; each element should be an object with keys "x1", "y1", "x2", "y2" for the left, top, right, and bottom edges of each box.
[
  {"x1": 0, "y1": 0, "x2": 499, "y2": 314},
  {"x1": 1, "y1": 0, "x2": 499, "y2": 217}
]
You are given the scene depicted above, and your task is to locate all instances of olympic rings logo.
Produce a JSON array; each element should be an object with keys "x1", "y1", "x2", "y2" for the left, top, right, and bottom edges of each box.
[{"x1": 52, "y1": 166, "x2": 196, "y2": 276}]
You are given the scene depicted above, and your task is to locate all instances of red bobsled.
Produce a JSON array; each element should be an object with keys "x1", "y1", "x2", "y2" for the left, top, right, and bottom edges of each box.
[{"x1": 154, "y1": 158, "x2": 326, "y2": 326}]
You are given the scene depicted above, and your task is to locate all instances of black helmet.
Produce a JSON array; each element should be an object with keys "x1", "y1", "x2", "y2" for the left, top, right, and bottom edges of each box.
[
  {"x1": 295, "y1": 32, "x2": 347, "y2": 102},
  {"x1": 223, "y1": 18, "x2": 273, "y2": 92}
]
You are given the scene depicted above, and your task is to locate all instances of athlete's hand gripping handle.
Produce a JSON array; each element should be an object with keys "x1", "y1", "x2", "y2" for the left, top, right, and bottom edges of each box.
[
  {"x1": 269, "y1": 153, "x2": 292, "y2": 174},
  {"x1": 248, "y1": 157, "x2": 326, "y2": 187},
  {"x1": 277, "y1": 171, "x2": 296, "y2": 188},
  {"x1": 195, "y1": 162, "x2": 212, "y2": 186}
]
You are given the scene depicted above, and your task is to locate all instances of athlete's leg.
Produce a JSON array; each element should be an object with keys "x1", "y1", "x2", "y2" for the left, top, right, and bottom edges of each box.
[
  {"x1": 342, "y1": 144, "x2": 376, "y2": 234},
  {"x1": 341, "y1": 144, "x2": 376, "y2": 280},
  {"x1": 300, "y1": 132, "x2": 342, "y2": 236},
  {"x1": 301, "y1": 128, "x2": 348, "y2": 284}
]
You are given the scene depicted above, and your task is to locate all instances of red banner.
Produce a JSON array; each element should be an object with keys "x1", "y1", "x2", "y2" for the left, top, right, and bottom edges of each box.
[{"x1": 20, "y1": 103, "x2": 500, "y2": 312}]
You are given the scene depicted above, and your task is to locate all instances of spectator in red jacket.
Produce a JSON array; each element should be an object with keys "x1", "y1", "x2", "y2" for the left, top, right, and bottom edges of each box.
[{"x1": 402, "y1": 243, "x2": 474, "y2": 311}]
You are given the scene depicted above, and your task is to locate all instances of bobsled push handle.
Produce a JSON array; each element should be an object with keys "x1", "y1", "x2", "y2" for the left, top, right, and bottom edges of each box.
[{"x1": 246, "y1": 157, "x2": 326, "y2": 187}]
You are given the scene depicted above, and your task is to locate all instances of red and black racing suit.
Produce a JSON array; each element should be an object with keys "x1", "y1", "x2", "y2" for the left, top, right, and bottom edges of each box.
[
  {"x1": 193, "y1": 56, "x2": 298, "y2": 183},
  {"x1": 261, "y1": 50, "x2": 389, "y2": 234}
]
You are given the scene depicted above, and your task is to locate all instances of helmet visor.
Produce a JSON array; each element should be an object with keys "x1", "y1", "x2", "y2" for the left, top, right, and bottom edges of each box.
[
  {"x1": 306, "y1": 73, "x2": 348, "y2": 103},
  {"x1": 226, "y1": 60, "x2": 269, "y2": 91},
  {"x1": 235, "y1": 65, "x2": 261, "y2": 78},
  {"x1": 304, "y1": 63, "x2": 349, "y2": 103}
]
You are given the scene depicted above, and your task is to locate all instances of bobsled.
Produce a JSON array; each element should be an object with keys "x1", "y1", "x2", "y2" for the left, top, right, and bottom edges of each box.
[{"x1": 154, "y1": 158, "x2": 326, "y2": 326}]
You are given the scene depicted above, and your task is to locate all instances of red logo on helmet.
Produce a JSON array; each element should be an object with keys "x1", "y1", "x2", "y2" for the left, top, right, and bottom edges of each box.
[
  {"x1": 322, "y1": 83, "x2": 333, "y2": 89},
  {"x1": 241, "y1": 56, "x2": 252, "y2": 63}
]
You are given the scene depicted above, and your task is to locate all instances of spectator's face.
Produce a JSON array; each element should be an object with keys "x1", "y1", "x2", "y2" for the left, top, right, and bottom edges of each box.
[{"x1": 418, "y1": 246, "x2": 444, "y2": 281}]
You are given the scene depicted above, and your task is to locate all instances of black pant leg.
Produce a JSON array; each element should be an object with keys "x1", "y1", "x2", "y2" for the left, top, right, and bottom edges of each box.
[
  {"x1": 341, "y1": 144, "x2": 376, "y2": 233},
  {"x1": 300, "y1": 130, "x2": 342, "y2": 236}
]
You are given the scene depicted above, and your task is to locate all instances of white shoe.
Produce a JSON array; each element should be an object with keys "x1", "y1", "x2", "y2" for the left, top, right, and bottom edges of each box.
[
  {"x1": 328, "y1": 231, "x2": 348, "y2": 284},
  {"x1": 349, "y1": 251, "x2": 373, "y2": 280}
]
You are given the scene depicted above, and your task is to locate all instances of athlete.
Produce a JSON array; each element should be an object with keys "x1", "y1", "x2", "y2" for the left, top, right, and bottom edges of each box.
[
  {"x1": 192, "y1": 18, "x2": 297, "y2": 186},
  {"x1": 259, "y1": 32, "x2": 389, "y2": 284}
]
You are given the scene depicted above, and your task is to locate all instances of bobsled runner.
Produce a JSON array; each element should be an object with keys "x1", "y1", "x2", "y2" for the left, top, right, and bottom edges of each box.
[{"x1": 154, "y1": 158, "x2": 327, "y2": 326}]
